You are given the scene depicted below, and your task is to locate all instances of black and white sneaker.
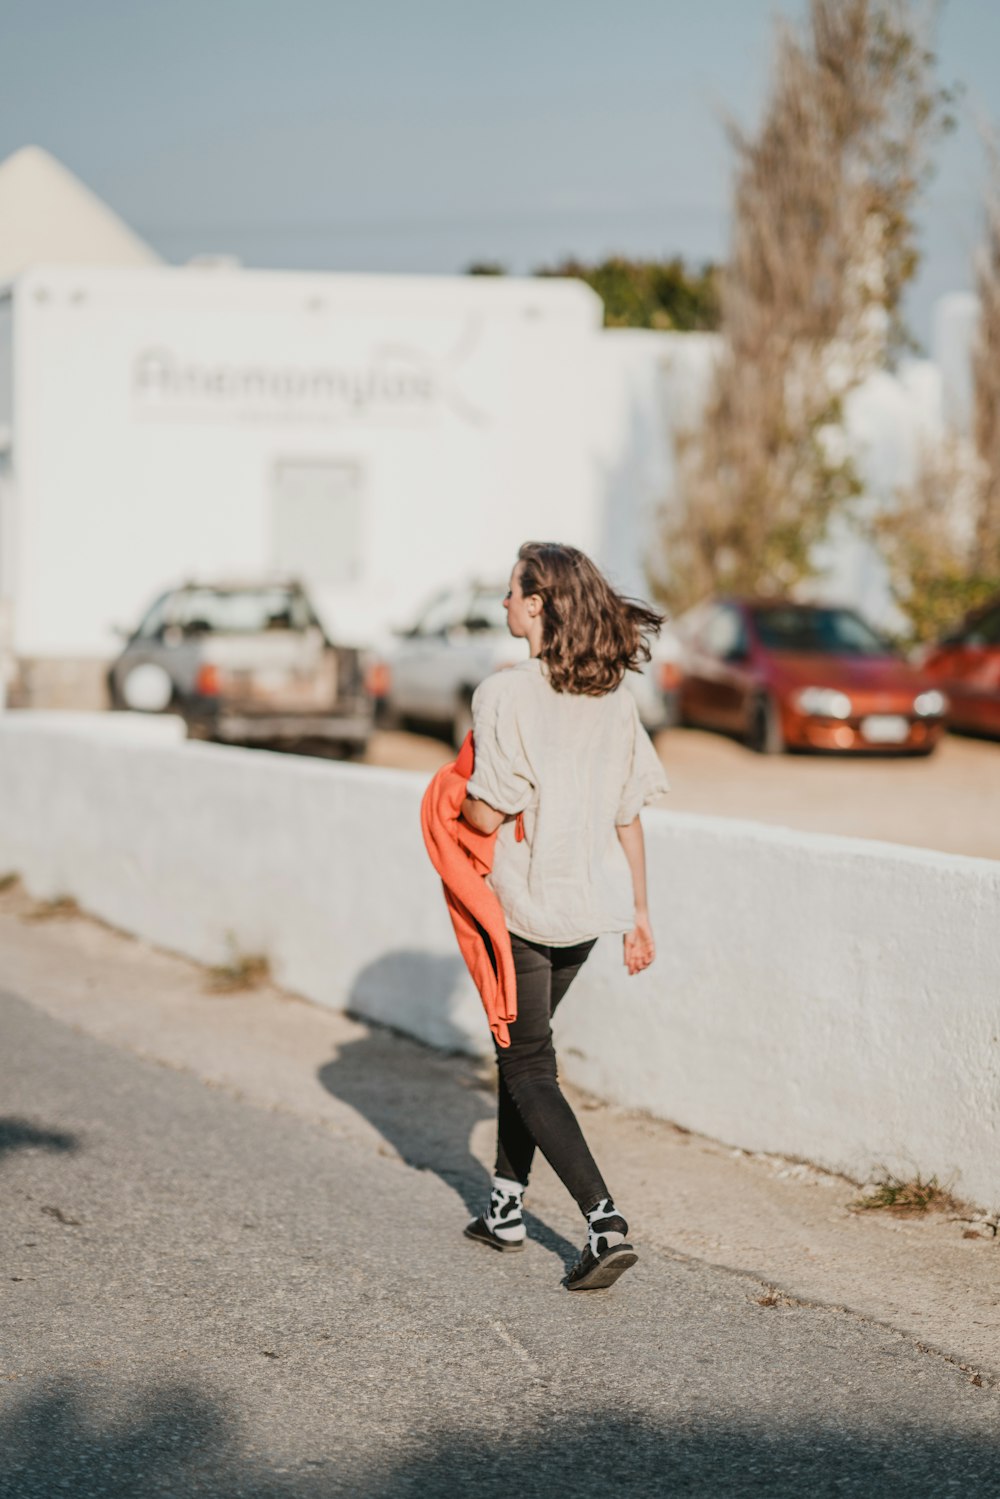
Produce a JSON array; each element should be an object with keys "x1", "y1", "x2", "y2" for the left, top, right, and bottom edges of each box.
[
  {"x1": 464, "y1": 1175, "x2": 526, "y2": 1253},
  {"x1": 565, "y1": 1198, "x2": 637, "y2": 1291}
]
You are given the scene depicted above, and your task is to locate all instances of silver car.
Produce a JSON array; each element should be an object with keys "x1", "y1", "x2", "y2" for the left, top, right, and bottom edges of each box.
[{"x1": 380, "y1": 580, "x2": 678, "y2": 747}]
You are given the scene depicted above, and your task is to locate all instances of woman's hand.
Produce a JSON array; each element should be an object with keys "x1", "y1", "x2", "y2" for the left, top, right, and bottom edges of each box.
[
  {"x1": 623, "y1": 912, "x2": 655, "y2": 975},
  {"x1": 616, "y1": 818, "x2": 652, "y2": 975}
]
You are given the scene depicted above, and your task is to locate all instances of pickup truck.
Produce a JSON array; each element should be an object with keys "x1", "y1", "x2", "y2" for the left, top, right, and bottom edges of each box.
[{"x1": 107, "y1": 579, "x2": 374, "y2": 757}]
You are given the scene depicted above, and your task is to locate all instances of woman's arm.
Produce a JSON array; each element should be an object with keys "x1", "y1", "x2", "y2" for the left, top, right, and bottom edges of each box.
[
  {"x1": 616, "y1": 816, "x2": 655, "y2": 975},
  {"x1": 461, "y1": 794, "x2": 506, "y2": 836}
]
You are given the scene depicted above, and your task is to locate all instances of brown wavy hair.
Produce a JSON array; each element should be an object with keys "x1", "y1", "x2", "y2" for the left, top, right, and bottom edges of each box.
[{"x1": 516, "y1": 542, "x2": 664, "y2": 696}]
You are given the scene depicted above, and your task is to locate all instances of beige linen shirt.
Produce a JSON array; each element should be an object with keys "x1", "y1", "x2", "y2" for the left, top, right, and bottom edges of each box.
[{"x1": 466, "y1": 659, "x2": 669, "y2": 946}]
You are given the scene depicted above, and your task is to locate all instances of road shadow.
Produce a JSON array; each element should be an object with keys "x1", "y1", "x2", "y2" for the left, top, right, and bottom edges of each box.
[
  {"x1": 317, "y1": 951, "x2": 580, "y2": 1268},
  {"x1": 361, "y1": 1414, "x2": 1000, "y2": 1499},
  {"x1": 0, "y1": 1377, "x2": 230, "y2": 1499},
  {"x1": 0, "y1": 1116, "x2": 79, "y2": 1161},
  {"x1": 2, "y1": 1376, "x2": 999, "y2": 1498}
]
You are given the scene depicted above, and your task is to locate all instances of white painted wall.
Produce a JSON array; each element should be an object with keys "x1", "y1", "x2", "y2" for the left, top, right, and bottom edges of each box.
[
  {"x1": 935, "y1": 292, "x2": 979, "y2": 432},
  {"x1": 0, "y1": 294, "x2": 11, "y2": 438},
  {"x1": 586, "y1": 329, "x2": 715, "y2": 601},
  {"x1": 2, "y1": 714, "x2": 999, "y2": 1206}
]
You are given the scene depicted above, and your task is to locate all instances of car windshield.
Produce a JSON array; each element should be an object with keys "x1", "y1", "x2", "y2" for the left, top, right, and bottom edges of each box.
[
  {"x1": 411, "y1": 586, "x2": 508, "y2": 636},
  {"x1": 751, "y1": 606, "x2": 892, "y2": 657},
  {"x1": 173, "y1": 588, "x2": 313, "y2": 634},
  {"x1": 467, "y1": 590, "x2": 509, "y2": 631}
]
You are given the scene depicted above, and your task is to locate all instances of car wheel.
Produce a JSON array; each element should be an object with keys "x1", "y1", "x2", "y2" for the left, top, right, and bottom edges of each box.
[
  {"x1": 747, "y1": 692, "x2": 784, "y2": 755},
  {"x1": 452, "y1": 694, "x2": 474, "y2": 751},
  {"x1": 120, "y1": 662, "x2": 175, "y2": 712}
]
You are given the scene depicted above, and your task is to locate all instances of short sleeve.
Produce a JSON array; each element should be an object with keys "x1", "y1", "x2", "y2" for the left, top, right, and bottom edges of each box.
[
  {"x1": 616, "y1": 696, "x2": 669, "y2": 824},
  {"x1": 466, "y1": 676, "x2": 535, "y2": 816}
]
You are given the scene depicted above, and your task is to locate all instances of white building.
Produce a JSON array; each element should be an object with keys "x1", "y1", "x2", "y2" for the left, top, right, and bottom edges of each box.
[{"x1": 0, "y1": 259, "x2": 606, "y2": 705}]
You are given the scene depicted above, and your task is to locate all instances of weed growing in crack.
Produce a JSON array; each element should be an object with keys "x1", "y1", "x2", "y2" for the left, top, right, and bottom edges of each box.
[
  {"x1": 205, "y1": 940, "x2": 271, "y2": 994},
  {"x1": 754, "y1": 1286, "x2": 804, "y2": 1309},
  {"x1": 850, "y1": 1171, "x2": 961, "y2": 1217}
]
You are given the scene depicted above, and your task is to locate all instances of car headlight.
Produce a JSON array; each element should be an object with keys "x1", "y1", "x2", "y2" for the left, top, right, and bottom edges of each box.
[
  {"x1": 793, "y1": 686, "x2": 852, "y2": 719},
  {"x1": 913, "y1": 689, "x2": 948, "y2": 717}
]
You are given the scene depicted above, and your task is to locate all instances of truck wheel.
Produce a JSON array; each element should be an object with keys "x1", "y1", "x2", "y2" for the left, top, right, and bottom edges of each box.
[{"x1": 338, "y1": 740, "x2": 368, "y2": 762}]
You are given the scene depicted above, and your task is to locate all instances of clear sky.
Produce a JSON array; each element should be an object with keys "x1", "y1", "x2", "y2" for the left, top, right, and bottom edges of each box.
[{"x1": 1, "y1": 0, "x2": 997, "y2": 345}]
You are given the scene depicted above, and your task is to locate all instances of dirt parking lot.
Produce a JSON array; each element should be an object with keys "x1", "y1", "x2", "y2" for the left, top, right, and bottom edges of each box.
[{"x1": 362, "y1": 726, "x2": 1000, "y2": 862}]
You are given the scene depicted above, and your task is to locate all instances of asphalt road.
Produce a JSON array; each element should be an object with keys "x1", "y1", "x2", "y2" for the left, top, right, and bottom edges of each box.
[{"x1": 3, "y1": 990, "x2": 1000, "y2": 1499}]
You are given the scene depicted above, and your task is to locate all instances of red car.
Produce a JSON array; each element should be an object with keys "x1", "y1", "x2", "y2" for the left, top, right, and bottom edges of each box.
[
  {"x1": 918, "y1": 596, "x2": 1000, "y2": 739},
  {"x1": 677, "y1": 599, "x2": 948, "y2": 755}
]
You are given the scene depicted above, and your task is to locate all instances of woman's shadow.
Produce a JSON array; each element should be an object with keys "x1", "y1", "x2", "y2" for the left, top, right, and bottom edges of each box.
[{"x1": 317, "y1": 950, "x2": 580, "y2": 1269}]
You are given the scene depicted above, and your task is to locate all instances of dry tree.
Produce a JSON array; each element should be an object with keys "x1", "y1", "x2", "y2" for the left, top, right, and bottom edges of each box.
[
  {"x1": 971, "y1": 138, "x2": 1000, "y2": 578},
  {"x1": 655, "y1": 0, "x2": 949, "y2": 613},
  {"x1": 876, "y1": 136, "x2": 1000, "y2": 641}
]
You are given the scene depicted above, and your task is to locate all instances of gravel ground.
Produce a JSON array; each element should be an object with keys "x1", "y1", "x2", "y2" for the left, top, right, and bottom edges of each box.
[{"x1": 363, "y1": 725, "x2": 1000, "y2": 861}]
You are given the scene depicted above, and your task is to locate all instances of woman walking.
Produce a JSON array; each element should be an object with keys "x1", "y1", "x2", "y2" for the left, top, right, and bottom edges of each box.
[{"x1": 460, "y1": 541, "x2": 668, "y2": 1290}]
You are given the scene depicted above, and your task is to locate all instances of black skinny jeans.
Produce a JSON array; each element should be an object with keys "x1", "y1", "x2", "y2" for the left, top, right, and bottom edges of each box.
[{"x1": 493, "y1": 932, "x2": 608, "y2": 1214}]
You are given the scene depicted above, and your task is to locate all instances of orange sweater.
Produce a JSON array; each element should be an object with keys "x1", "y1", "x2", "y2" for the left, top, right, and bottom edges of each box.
[{"x1": 420, "y1": 731, "x2": 519, "y2": 1048}]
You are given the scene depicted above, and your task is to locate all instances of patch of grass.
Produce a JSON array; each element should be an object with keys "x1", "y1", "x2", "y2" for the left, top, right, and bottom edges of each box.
[
  {"x1": 205, "y1": 946, "x2": 271, "y2": 994},
  {"x1": 849, "y1": 1171, "x2": 961, "y2": 1217},
  {"x1": 27, "y1": 895, "x2": 80, "y2": 922},
  {"x1": 0, "y1": 872, "x2": 19, "y2": 893}
]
